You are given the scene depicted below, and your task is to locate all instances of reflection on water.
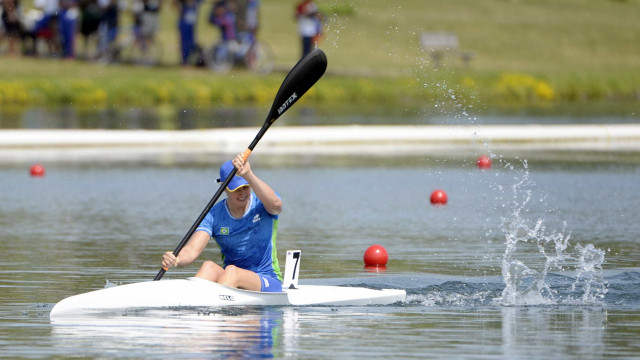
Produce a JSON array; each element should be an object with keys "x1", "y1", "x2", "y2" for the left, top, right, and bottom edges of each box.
[
  {"x1": 2, "y1": 106, "x2": 266, "y2": 130},
  {"x1": 1, "y1": 105, "x2": 638, "y2": 130},
  {"x1": 51, "y1": 307, "x2": 291, "y2": 359},
  {"x1": 0, "y1": 106, "x2": 423, "y2": 130},
  {"x1": 502, "y1": 307, "x2": 606, "y2": 360},
  {"x1": 39, "y1": 301, "x2": 640, "y2": 359}
]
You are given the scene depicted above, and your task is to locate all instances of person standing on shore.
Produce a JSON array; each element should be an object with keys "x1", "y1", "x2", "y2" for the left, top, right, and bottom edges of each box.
[
  {"x1": 139, "y1": 0, "x2": 161, "y2": 59},
  {"x1": 31, "y1": 0, "x2": 60, "y2": 55},
  {"x1": 234, "y1": 0, "x2": 259, "y2": 51},
  {"x1": 209, "y1": 0, "x2": 237, "y2": 63},
  {"x1": 1, "y1": 0, "x2": 24, "y2": 56},
  {"x1": 78, "y1": 0, "x2": 102, "y2": 59},
  {"x1": 97, "y1": 0, "x2": 118, "y2": 58},
  {"x1": 58, "y1": 0, "x2": 76, "y2": 58},
  {"x1": 175, "y1": 0, "x2": 200, "y2": 65},
  {"x1": 295, "y1": 0, "x2": 322, "y2": 58},
  {"x1": 161, "y1": 153, "x2": 283, "y2": 292}
]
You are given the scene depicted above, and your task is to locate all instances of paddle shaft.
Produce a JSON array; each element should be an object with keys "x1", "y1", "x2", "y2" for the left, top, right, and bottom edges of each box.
[{"x1": 153, "y1": 49, "x2": 327, "y2": 281}]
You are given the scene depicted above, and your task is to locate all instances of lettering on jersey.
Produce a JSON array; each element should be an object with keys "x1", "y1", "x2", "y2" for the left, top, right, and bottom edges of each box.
[
  {"x1": 220, "y1": 227, "x2": 229, "y2": 235},
  {"x1": 253, "y1": 214, "x2": 261, "y2": 223},
  {"x1": 219, "y1": 294, "x2": 235, "y2": 301}
]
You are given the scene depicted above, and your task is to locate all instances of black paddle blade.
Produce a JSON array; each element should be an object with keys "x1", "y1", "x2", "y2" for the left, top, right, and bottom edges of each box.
[{"x1": 266, "y1": 48, "x2": 327, "y2": 123}]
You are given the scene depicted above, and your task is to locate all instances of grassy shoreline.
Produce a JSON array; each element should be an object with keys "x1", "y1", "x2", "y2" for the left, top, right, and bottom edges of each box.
[
  {"x1": 1, "y1": 0, "x2": 639, "y2": 115},
  {"x1": 0, "y1": 57, "x2": 637, "y2": 116}
]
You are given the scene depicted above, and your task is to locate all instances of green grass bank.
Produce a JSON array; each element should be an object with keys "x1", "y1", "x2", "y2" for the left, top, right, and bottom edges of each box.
[{"x1": 1, "y1": 0, "x2": 639, "y2": 115}]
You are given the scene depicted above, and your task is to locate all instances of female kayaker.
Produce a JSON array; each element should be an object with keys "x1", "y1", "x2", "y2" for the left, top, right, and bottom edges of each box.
[{"x1": 161, "y1": 153, "x2": 283, "y2": 292}]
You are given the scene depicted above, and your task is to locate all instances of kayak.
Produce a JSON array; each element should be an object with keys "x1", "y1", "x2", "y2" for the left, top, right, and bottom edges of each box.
[
  {"x1": 49, "y1": 250, "x2": 406, "y2": 318},
  {"x1": 49, "y1": 277, "x2": 406, "y2": 318}
]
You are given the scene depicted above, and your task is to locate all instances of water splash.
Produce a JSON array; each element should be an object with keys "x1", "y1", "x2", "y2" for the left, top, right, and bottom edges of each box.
[
  {"x1": 406, "y1": 282, "x2": 501, "y2": 307},
  {"x1": 572, "y1": 243, "x2": 607, "y2": 303},
  {"x1": 104, "y1": 279, "x2": 122, "y2": 288},
  {"x1": 494, "y1": 161, "x2": 607, "y2": 306},
  {"x1": 321, "y1": 1, "x2": 354, "y2": 51}
]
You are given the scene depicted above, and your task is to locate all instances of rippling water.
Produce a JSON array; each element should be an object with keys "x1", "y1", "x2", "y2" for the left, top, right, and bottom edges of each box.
[{"x1": 1, "y1": 157, "x2": 639, "y2": 359}]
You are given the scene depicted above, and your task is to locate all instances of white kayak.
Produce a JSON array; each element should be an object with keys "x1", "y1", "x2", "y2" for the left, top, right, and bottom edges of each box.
[
  {"x1": 50, "y1": 251, "x2": 406, "y2": 319},
  {"x1": 50, "y1": 277, "x2": 406, "y2": 318}
]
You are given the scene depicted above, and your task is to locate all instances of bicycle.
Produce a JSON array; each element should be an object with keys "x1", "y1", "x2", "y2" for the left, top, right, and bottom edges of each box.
[{"x1": 205, "y1": 37, "x2": 274, "y2": 74}]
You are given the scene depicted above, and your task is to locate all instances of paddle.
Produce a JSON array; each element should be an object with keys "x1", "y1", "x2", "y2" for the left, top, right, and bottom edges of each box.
[{"x1": 154, "y1": 48, "x2": 328, "y2": 281}]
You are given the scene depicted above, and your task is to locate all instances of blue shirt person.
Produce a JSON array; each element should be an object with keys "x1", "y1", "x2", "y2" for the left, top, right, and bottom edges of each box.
[
  {"x1": 175, "y1": 0, "x2": 201, "y2": 65},
  {"x1": 162, "y1": 153, "x2": 283, "y2": 292}
]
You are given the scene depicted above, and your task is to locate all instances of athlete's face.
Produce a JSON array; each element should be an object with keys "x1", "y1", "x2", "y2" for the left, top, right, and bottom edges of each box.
[{"x1": 226, "y1": 185, "x2": 251, "y2": 210}]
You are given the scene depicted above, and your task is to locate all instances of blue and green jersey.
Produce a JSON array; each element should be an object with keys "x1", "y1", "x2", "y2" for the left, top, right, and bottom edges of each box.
[{"x1": 196, "y1": 193, "x2": 282, "y2": 282}]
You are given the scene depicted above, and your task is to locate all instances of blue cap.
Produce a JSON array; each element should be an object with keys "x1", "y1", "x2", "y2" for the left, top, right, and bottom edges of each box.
[{"x1": 218, "y1": 160, "x2": 249, "y2": 191}]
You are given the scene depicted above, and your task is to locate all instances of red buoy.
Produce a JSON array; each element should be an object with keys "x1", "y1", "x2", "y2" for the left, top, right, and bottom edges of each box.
[
  {"x1": 30, "y1": 164, "x2": 46, "y2": 177},
  {"x1": 477, "y1": 155, "x2": 492, "y2": 169},
  {"x1": 363, "y1": 245, "x2": 388, "y2": 267},
  {"x1": 430, "y1": 189, "x2": 448, "y2": 205}
]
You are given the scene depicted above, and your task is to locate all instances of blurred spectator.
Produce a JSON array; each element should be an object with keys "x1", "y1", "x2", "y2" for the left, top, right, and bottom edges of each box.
[
  {"x1": 235, "y1": 0, "x2": 258, "y2": 45},
  {"x1": 32, "y1": 0, "x2": 60, "y2": 55},
  {"x1": 32, "y1": 0, "x2": 59, "y2": 30},
  {"x1": 78, "y1": 0, "x2": 101, "y2": 58},
  {"x1": 209, "y1": 0, "x2": 236, "y2": 62},
  {"x1": 210, "y1": 0, "x2": 235, "y2": 42},
  {"x1": 58, "y1": 0, "x2": 77, "y2": 58},
  {"x1": 295, "y1": 0, "x2": 322, "y2": 58},
  {"x1": 98, "y1": 0, "x2": 118, "y2": 57},
  {"x1": 131, "y1": 0, "x2": 142, "y2": 36},
  {"x1": 175, "y1": 0, "x2": 201, "y2": 65},
  {"x1": 139, "y1": 0, "x2": 160, "y2": 50},
  {"x1": 1, "y1": 0, "x2": 25, "y2": 56}
]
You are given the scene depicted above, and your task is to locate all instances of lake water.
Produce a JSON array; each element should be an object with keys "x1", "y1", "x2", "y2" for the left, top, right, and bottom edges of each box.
[{"x1": 1, "y1": 151, "x2": 639, "y2": 358}]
